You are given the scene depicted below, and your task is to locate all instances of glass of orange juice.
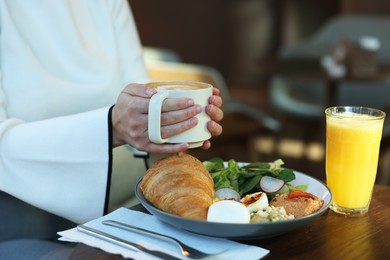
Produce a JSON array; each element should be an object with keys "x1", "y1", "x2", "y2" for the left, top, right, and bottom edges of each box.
[{"x1": 325, "y1": 106, "x2": 386, "y2": 215}]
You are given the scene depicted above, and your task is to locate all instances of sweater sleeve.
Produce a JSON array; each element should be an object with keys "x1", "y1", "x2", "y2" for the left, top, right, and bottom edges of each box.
[{"x1": 0, "y1": 107, "x2": 111, "y2": 224}]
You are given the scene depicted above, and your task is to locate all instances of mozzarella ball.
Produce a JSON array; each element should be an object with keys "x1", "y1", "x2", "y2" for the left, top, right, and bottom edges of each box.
[{"x1": 207, "y1": 200, "x2": 250, "y2": 223}]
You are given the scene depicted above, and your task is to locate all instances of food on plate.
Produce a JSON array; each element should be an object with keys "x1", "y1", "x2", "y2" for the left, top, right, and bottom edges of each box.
[
  {"x1": 241, "y1": 192, "x2": 268, "y2": 213},
  {"x1": 241, "y1": 191, "x2": 294, "y2": 222},
  {"x1": 204, "y1": 157, "x2": 309, "y2": 200},
  {"x1": 203, "y1": 157, "x2": 306, "y2": 198},
  {"x1": 207, "y1": 200, "x2": 251, "y2": 223},
  {"x1": 259, "y1": 176, "x2": 285, "y2": 194},
  {"x1": 204, "y1": 157, "x2": 324, "y2": 222},
  {"x1": 240, "y1": 191, "x2": 294, "y2": 223},
  {"x1": 214, "y1": 187, "x2": 241, "y2": 201},
  {"x1": 250, "y1": 206, "x2": 295, "y2": 223},
  {"x1": 140, "y1": 155, "x2": 325, "y2": 223},
  {"x1": 210, "y1": 190, "x2": 295, "y2": 223},
  {"x1": 140, "y1": 153, "x2": 214, "y2": 221},
  {"x1": 270, "y1": 190, "x2": 324, "y2": 217}
]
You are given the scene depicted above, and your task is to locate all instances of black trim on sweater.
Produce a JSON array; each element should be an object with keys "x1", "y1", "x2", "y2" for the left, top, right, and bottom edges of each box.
[{"x1": 104, "y1": 105, "x2": 115, "y2": 215}]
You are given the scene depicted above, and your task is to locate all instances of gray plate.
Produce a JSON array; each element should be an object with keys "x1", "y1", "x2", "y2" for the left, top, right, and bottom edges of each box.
[{"x1": 135, "y1": 171, "x2": 332, "y2": 240}]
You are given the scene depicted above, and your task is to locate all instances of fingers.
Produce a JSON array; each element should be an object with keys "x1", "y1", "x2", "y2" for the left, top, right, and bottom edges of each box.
[
  {"x1": 201, "y1": 140, "x2": 212, "y2": 150},
  {"x1": 209, "y1": 92, "x2": 223, "y2": 108},
  {"x1": 207, "y1": 90, "x2": 224, "y2": 122},
  {"x1": 212, "y1": 87, "x2": 221, "y2": 96},
  {"x1": 162, "y1": 97, "x2": 195, "y2": 112},
  {"x1": 206, "y1": 103, "x2": 224, "y2": 122},
  {"x1": 160, "y1": 105, "x2": 202, "y2": 126},
  {"x1": 121, "y1": 83, "x2": 156, "y2": 98},
  {"x1": 160, "y1": 117, "x2": 199, "y2": 139},
  {"x1": 207, "y1": 120, "x2": 223, "y2": 137}
]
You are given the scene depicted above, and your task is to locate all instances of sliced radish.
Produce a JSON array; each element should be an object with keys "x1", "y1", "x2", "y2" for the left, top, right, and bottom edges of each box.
[
  {"x1": 214, "y1": 188, "x2": 241, "y2": 201},
  {"x1": 260, "y1": 176, "x2": 285, "y2": 194}
]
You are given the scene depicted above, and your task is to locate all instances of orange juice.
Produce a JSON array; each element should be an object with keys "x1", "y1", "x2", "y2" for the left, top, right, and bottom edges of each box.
[{"x1": 325, "y1": 107, "x2": 385, "y2": 215}]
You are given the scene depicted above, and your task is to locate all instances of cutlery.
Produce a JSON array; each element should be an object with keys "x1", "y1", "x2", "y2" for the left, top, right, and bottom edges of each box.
[
  {"x1": 102, "y1": 219, "x2": 227, "y2": 259},
  {"x1": 77, "y1": 224, "x2": 182, "y2": 260}
]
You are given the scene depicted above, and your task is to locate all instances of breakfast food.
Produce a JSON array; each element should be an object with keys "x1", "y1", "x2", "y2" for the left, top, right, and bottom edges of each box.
[
  {"x1": 240, "y1": 191, "x2": 294, "y2": 222},
  {"x1": 207, "y1": 200, "x2": 251, "y2": 223},
  {"x1": 204, "y1": 157, "x2": 326, "y2": 222},
  {"x1": 140, "y1": 153, "x2": 214, "y2": 220},
  {"x1": 207, "y1": 190, "x2": 295, "y2": 223},
  {"x1": 141, "y1": 155, "x2": 325, "y2": 223},
  {"x1": 270, "y1": 190, "x2": 324, "y2": 217}
]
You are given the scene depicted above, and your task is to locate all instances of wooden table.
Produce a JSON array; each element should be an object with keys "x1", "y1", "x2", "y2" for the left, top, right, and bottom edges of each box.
[{"x1": 69, "y1": 184, "x2": 390, "y2": 259}]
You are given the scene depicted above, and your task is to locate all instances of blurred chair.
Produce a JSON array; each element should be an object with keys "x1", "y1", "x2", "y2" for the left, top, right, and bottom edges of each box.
[
  {"x1": 269, "y1": 15, "x2": 390, "y2": 121},
  {"x1": 278, "y1": 15, "x2": 390, "y2": 62}
]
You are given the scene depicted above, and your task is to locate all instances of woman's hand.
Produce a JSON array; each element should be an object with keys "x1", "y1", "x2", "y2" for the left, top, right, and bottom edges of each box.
[
  {"x1": 202, "y1": 87, "x2": 223, "y2": 149},
  {"x1": 111, "y1": 84, "x2": 223, "y2": 153}
]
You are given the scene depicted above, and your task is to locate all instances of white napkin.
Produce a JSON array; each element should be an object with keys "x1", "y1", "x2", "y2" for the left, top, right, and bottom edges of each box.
[{"x1": 58, "y1": 207, "x2": 269, "y2": 259}]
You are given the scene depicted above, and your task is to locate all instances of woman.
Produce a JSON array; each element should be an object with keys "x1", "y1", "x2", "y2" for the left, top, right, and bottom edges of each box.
[{"x1": 0, "y1": 0, "x2": 223, "y2": 258}]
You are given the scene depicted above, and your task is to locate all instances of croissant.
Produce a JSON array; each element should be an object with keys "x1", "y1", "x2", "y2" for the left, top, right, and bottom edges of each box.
[{"x1": 140, "y1": 153, "x2": 214, "y2": 220}]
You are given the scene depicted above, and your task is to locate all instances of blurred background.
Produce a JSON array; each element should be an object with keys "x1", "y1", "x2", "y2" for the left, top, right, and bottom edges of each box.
[{"x1": 129, "y1": 0, "x2": 390, "y2": 184}]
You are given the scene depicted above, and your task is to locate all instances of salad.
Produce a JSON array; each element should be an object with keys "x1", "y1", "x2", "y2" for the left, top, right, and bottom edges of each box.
[{"x1": 203, "y1": 157, "x2": 308, "y2": 200}]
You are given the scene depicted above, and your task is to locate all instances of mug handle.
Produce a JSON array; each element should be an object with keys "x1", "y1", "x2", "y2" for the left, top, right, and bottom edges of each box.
[{"x1": 148, "y1": 91, "x2": 169, "y2": 144}]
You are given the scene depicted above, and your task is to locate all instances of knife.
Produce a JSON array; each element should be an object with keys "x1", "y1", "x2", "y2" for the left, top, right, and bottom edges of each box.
[{"x1": 77, "y1": 224, "x2": 182, "y2": 260}]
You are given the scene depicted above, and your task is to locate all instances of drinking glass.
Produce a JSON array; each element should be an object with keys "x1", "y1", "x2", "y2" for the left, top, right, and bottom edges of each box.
[{"x1": 325, "y1": 106, "x2": 386, "y2": 215}]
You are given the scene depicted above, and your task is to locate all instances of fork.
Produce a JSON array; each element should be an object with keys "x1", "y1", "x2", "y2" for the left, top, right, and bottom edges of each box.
[
  {"x1": 77, "y1": 224, "x2": 182, "y2": 260},
  {"x1": 102, "y1": 219, "x2": 227, "y2": 259}
]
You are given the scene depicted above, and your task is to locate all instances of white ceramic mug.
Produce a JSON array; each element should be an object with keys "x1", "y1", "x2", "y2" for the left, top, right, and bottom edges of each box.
[{"x1": 147, "y1": 81, "x2": 213, "y2": 148}]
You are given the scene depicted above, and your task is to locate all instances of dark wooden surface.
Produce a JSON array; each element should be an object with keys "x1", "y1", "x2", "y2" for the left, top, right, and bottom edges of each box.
[
  {"x1": 250, "y1": 184, "x2": 390, "y2": 259},
  {"x1": 69, "y1": 184, "x2": 390, "y2": 260}
]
